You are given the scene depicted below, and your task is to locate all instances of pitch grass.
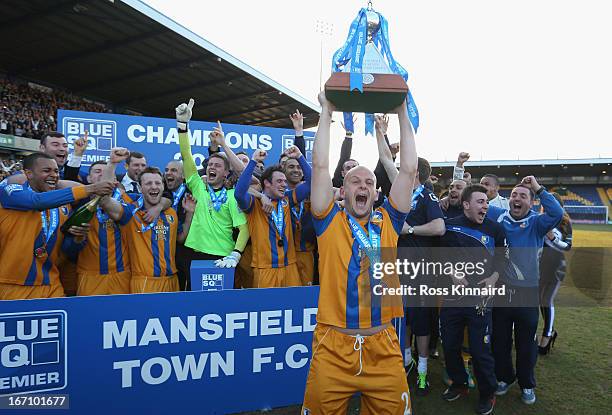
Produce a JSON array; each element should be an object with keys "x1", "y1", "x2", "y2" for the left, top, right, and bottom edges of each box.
[{"x1": 236, "y1": 225, "x2": 612, "y2": 414}]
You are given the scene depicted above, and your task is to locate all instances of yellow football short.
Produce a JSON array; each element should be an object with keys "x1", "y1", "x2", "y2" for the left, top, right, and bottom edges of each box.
[
  {"x1": 130, "y1": 274, "x2": 179, "y2": 294},
  {"x1": 0, "y1": 281, "x2": 65, "y2": 300},
  {"x1": 253, "y1": 263, "x2": 301, "y2": 288},
  {"x1": 302, "y1": 323, "x2": 412, "y2": 415},
  {"x1": 77, "y1": 270, "x2": 131, "y2": 296}
]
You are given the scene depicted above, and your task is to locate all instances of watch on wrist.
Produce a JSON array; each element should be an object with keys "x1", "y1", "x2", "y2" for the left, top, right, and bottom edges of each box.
[
  {"x1": 536, "y1": 186, "x2": 545, "y2": 195},
  {"x1": 408, "y1": 226, "x2": 414, "y2": 235}
]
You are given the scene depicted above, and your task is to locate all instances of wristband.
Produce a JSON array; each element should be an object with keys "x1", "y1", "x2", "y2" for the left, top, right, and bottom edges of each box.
[
  {"x1": 536, "y1": 186, "x2": 545, "y2": 195},
  {"x1": 177, "y1": 122, "x2": 188, "y2": 133}
]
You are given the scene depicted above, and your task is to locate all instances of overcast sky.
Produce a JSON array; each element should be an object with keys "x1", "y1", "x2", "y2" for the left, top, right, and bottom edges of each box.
[{"x1": 145, "y1": 0, "x2": 611, "y2": 169}]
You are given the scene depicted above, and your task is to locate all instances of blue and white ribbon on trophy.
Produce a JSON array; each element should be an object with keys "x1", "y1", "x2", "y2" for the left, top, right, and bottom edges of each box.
[{"x1": 331, "y1": 7, "x2": 419, "y2": 135}]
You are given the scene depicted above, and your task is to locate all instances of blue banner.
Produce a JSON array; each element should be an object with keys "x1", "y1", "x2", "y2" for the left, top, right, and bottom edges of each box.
[
  {"x1": 58, "y1": 110, "x2": 315, "y2": 171},
  {"x1": 0, "y1": 287, "x2": 319, "y2": 414}
]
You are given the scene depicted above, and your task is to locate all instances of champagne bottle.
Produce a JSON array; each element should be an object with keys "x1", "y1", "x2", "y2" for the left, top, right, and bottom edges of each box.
[{"x1": 60, "y1": 195, "x2": 101, "y2": 233}]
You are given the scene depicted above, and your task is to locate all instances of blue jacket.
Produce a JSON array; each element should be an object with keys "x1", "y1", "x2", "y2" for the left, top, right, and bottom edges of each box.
[{"x1": 495, "y1": 190, "x2": 563, "y2": 287}]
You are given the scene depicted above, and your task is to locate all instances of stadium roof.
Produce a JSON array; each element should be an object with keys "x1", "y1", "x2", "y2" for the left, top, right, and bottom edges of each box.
[
  {"x1": 0, "y1": 0, "x2": 320, "y2": 129},
  {"x1": 430, "y1": 158, "x2": 612, "y2": 180}
]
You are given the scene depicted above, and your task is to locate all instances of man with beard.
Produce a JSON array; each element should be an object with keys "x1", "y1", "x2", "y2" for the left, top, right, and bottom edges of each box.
[
  {"x1": 288, "y1": 110, "x2": 317, "y2": 286},
  {"x1": 439, "y1": 185, "x2": 507, "y2": 415},
  {"x1": 480, "y1": 174, "x2": 510, "y2": 210},
  {"x1": 492, "y1": 176, "x2": 563, "y2": 405},
  {"x1": 283, "y1": 155, "x2": 316, "y2": 285},
  {"x1": 235, "y1": 144, "x2": 310, "y2": 288},
  {"x1": 104, "y1": 166, "x2": 195, "y2": 293},
  {"x1": 175, "y1": 100, "x2": 249, "y2": 286},
  {"x1": 442, "y1": 179, "x2": 468, "y2": 219},
  {"x1": 0, "y1": 153, "x2": 115, "y2": 299},
  {"x1": 163, "y1": 160, "x2": 191, "y2": 290},
  {"x1": 301, "y1": 93, "x2": 417, "y2": 415}
]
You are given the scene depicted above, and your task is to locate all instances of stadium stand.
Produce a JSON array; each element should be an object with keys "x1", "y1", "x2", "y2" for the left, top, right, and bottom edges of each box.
[
  {"x1": 1, "y1": 76, "x2": 110, "y2": 140},
  {"x1": 500, "y1": 185, "x2": 610, "y2": 206}
]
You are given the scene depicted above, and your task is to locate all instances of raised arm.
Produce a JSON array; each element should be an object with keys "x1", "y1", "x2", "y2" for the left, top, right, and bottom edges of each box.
[
  {"x1": 0, "y1": 182, "x2": 109, "y2": 211},
  {"x1": 284, "y1": 146, "x2": 311, "y2": 203},
  {"x1": 98, "y1": 148, "x2": 130, "y2": 222},
  {"x1": 311, "y1": 92, "x2": 335, "y2": 216},
  {"x1": 520, "y1": 176, "x2": 563, "y2": 236},
  {"x1": 374, "y1": 115, "x2": 398, "y2": 184},
  {"x1": 64, "y1": 133, "x2": 88, "y2": 182},
  {"x1": 175, "y1": 98, "x2": 198, "y2": 179},
  {"x1": 290, "y1": 109, "x2": 306, "y2": 156},
  {"x1": 389, "y1": 101, "x2": 418, "y2": 212},
  {"x1": 453, "y1": 152, "x2": 470, "y2": 181},
  {"x1": 332, "y1": 117, "x2": 355, "y2": 188},
  {"x1": 209, "y1": 121, "x2": 246, "y2": 174},
  {"x1": 235, "y1": 150, "x2": 266, "y2": 212}
]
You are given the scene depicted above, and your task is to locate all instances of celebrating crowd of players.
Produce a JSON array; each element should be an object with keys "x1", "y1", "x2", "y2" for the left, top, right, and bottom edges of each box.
[{"x1": 0, "y1": 94, "x2": 573, "y2": 414}]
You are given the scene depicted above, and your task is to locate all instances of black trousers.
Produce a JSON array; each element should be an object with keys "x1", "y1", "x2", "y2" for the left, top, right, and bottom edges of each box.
[
  {"x1": 440, "y1": 306, "x2": 497, "y2": 398},
  {"x1": 492, "y1": 305, "x2": 539, "y2": 389},
  {"x1": 175, "y1": 244, "x2": 223, "y2": 291}
]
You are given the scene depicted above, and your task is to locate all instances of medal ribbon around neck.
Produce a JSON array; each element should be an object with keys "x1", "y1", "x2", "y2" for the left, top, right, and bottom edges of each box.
[
  {"x1": 347, "y1": 212, "x2": 381, "y2": 277},
  {"x1": 207, "y1": 184, "x2": 227, "y2": 211},
  {"x1": 133, "y1": 196, "x2": 158, "y2": 232},
  {"x1": 40, "y1": 208, "x2": 60, "y2": 249},
  {"x1": 172, "y1": 183, "x2": 187, "y2": 210},
  {"x1": 291, "y1": 200, "x2": 304, "y2": 222},
  {"x1": 270, "y1": 199, "x2": 285, "y2": 239},
  {"x1": 411, "y1": 184, "x2": 424, "y2": 210}
]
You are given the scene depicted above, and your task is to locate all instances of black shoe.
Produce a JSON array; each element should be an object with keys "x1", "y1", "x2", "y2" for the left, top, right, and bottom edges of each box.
[
  {"x1": 416, "y1": 372, "x2": 430, "y2": 396},
  {"x1": 538, "y1": 330, "x2": 558, "y2": 355},
  {"x1": 442, "y1": 384, "x2": 468, "y2": 402},
  {"x1": 476, "y1": 395, "x2": 496, "y2": 415}
]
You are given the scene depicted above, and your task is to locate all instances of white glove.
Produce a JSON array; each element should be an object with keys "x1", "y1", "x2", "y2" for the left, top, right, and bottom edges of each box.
[
  {"x1": 175, "y1": 98, "x2": 194, "y2": 130},
  {"x1": 214, "y1": 251, "x2": 241, "y2": 268}
]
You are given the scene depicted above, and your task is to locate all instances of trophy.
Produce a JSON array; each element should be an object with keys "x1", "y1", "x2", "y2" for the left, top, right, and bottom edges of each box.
[{"x1": 325, "y1": 2, "x2": 419, "y2": 133}]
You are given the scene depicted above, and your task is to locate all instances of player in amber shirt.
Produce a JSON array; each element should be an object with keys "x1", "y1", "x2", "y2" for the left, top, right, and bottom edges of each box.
[
  {"x1": 301, "y1": 93, "x2": 418, "y2": 415},
  {"x1": 287, "y1": 109, "x2": 317, "y2": 286},
  {"x1": 0, "y1": 153, "x2": 115, "y2": 300},
  {"x1": 104, "y1": 164, "x2": 195, "y2": 294},
  {"x1": 235, "y1": 146, "x2": 311, "y2": 288},
  {"x1": 76, "y1": 150, "x2": 133, "y2": 296}
]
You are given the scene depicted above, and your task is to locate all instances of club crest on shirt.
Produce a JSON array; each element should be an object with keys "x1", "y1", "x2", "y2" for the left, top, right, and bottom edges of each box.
[
  {"x1": 60, "y1": 206, "x2": 69, "y2": 215},
  {"x1": 372, "y1": 211, "x2": 383, "y2": 223},
  {"x1": 280, "y1": 199, "x2": 289, "y2": 207},
  {"x1": 481, "y1": 235, "x2": 489, "y2": 245},
  {"x1": 166, "y1": 214, "x2": 174, "y2": 223},
  {"x1": 103, "y1": 219, "x2": 117, "y2": 230},
  {"x1": 520, "y1": 222, "x2": 528, "y2": 229}
]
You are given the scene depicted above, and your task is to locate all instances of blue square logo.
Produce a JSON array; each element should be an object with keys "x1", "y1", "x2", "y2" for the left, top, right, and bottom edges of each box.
[
  {"x1": 0, "y1": 311, "x2": 67, "y2": 396},
  {"x1": 62, "y1": 117, "x2": 116, "y2": 167},
  {"x1": 201, "y1": 274, "x2": 224, "y2": 291}
]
